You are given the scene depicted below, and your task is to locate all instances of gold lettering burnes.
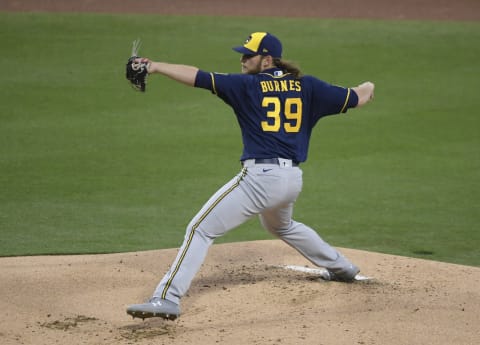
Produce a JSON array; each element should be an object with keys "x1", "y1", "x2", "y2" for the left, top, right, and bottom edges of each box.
[{"x1": 260, "y1": 80, "x2": 301, "y2": 93}]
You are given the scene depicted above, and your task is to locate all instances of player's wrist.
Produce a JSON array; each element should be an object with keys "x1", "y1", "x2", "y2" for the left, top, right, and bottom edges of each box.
[{"x1": 142, "y1": 59, "x2": 153, "y2": 73}]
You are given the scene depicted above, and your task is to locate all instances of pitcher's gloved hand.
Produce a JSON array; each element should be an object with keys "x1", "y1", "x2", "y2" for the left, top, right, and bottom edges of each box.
[{"x1": 125, "y1": 39, "x2": 150, "y2": 92}]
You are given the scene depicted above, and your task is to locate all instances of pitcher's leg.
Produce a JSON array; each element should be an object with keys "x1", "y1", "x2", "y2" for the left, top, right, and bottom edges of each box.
[
  {"x1": 154, "y1": 169, "x2": 258, "y2": 304},
  {"x1": 153, "y1": 224, "x2": 213, "y2": 305},
  {"x1": 260, "y1": 206, "x2": 358, "y2": 275}
]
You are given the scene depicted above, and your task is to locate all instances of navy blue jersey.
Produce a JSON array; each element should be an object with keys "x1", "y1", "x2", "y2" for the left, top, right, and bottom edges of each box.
[{"x1": 195, "y1": 67, "x2": 358, "y2": 163}]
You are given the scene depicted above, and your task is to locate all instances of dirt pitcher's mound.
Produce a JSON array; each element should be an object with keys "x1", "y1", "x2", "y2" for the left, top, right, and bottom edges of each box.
[{"x1": 0, "y1": 240, "x2": 479, "y2": 345}]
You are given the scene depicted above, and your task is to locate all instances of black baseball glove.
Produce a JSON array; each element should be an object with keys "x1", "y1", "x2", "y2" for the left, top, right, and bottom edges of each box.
[{"x1": 126, "y1": 39, "x2": 149, "y2": 92}]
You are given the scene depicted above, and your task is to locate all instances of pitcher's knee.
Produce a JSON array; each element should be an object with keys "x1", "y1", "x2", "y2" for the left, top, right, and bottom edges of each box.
[
  {"x1": 187, "y1": 218, "x2": 229, "y2": 241},
  {"x1": 261, "y1": 220, "x2": 294, "y2": 235}
]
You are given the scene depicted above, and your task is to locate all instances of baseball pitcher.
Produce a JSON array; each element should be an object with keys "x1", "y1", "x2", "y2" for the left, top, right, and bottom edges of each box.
[{"x1": 125, "y1": 32, "x2": 375, "y2": 320}]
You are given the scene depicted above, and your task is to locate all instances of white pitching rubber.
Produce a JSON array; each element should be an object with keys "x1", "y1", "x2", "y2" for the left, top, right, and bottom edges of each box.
[{"x1": 281, "y1": 265, "x2": 373, "y2": 281}]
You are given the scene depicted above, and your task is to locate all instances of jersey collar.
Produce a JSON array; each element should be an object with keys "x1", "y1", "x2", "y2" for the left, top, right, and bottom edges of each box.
[{"x1": 260, "y1": 67, "x2": 285, "y2": 77}]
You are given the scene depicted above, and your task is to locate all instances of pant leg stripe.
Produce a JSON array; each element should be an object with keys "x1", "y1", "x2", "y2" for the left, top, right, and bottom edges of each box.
[{"x1": 161, "y1": 168, "x2": 247, "y2": 299}]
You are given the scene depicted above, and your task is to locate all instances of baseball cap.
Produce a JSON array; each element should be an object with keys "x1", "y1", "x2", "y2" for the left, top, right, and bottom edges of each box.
[{"x1": 233, "y1": 32, "x2": 282, "y2": 58}]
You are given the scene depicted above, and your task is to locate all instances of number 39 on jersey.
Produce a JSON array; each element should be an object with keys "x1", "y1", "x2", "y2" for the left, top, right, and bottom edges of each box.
[{"x1": 261, "y1": 97, "x2": 303, "y2": 133}]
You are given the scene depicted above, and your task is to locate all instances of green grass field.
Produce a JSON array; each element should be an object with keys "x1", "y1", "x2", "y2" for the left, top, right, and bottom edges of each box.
[{"x1": 1, "y1": 12, "x2": 479, "y2": 266}]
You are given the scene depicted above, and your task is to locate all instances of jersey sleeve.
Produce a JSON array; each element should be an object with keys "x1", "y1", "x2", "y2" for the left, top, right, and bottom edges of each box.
[
  {"x1": 194, "y1": 70, "x2": 248, "y2": 106},
  {"x1": 306, "y1": 76, "x2": 358, "y2": 118},
  {"x1": 194, "y1": 70, "x2": 215, "y2": 92}
]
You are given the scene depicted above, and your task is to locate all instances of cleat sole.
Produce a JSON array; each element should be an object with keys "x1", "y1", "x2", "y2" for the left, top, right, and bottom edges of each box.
[{"x1": 127, "y1": 310, "x2": 178, "y2": 321}]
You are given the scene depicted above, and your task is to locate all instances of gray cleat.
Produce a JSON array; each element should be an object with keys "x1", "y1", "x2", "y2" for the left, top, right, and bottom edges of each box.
[
  {"x1": 126, "y1": 297, "x2": 181, "y2": 321},
  {"x1": 324, "y1": 264, "x2": 360, "y2": 282}
]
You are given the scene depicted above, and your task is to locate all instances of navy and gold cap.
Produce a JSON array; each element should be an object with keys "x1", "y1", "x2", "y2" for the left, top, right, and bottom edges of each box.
[{"x1": 233, "y1": 32, "x2": 282, "y2": 58}]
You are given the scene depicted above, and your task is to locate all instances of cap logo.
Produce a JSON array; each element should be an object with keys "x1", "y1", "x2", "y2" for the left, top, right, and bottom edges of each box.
[{"x1": 243, "y1": 32, "x2": 267, "y2": 54}]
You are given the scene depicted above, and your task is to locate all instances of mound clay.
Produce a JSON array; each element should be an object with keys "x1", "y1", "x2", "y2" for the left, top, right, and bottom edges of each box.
[{"x1": 1, "y1": 240, "x2": 479, "y2": 345}]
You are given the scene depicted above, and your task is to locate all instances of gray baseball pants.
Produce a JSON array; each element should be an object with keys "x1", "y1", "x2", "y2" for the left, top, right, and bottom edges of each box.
[{"x1": 153, "y1": 159, "x2": 356, "y2": 305}]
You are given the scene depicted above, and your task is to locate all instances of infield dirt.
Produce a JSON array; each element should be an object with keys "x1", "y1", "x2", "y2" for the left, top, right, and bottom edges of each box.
[
  {"x1": 1, "y1": 241, "x2": 479, "y2": 345},
  {"x1": 1, "y1": 1, "x2": 479, "y2": 344}
]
